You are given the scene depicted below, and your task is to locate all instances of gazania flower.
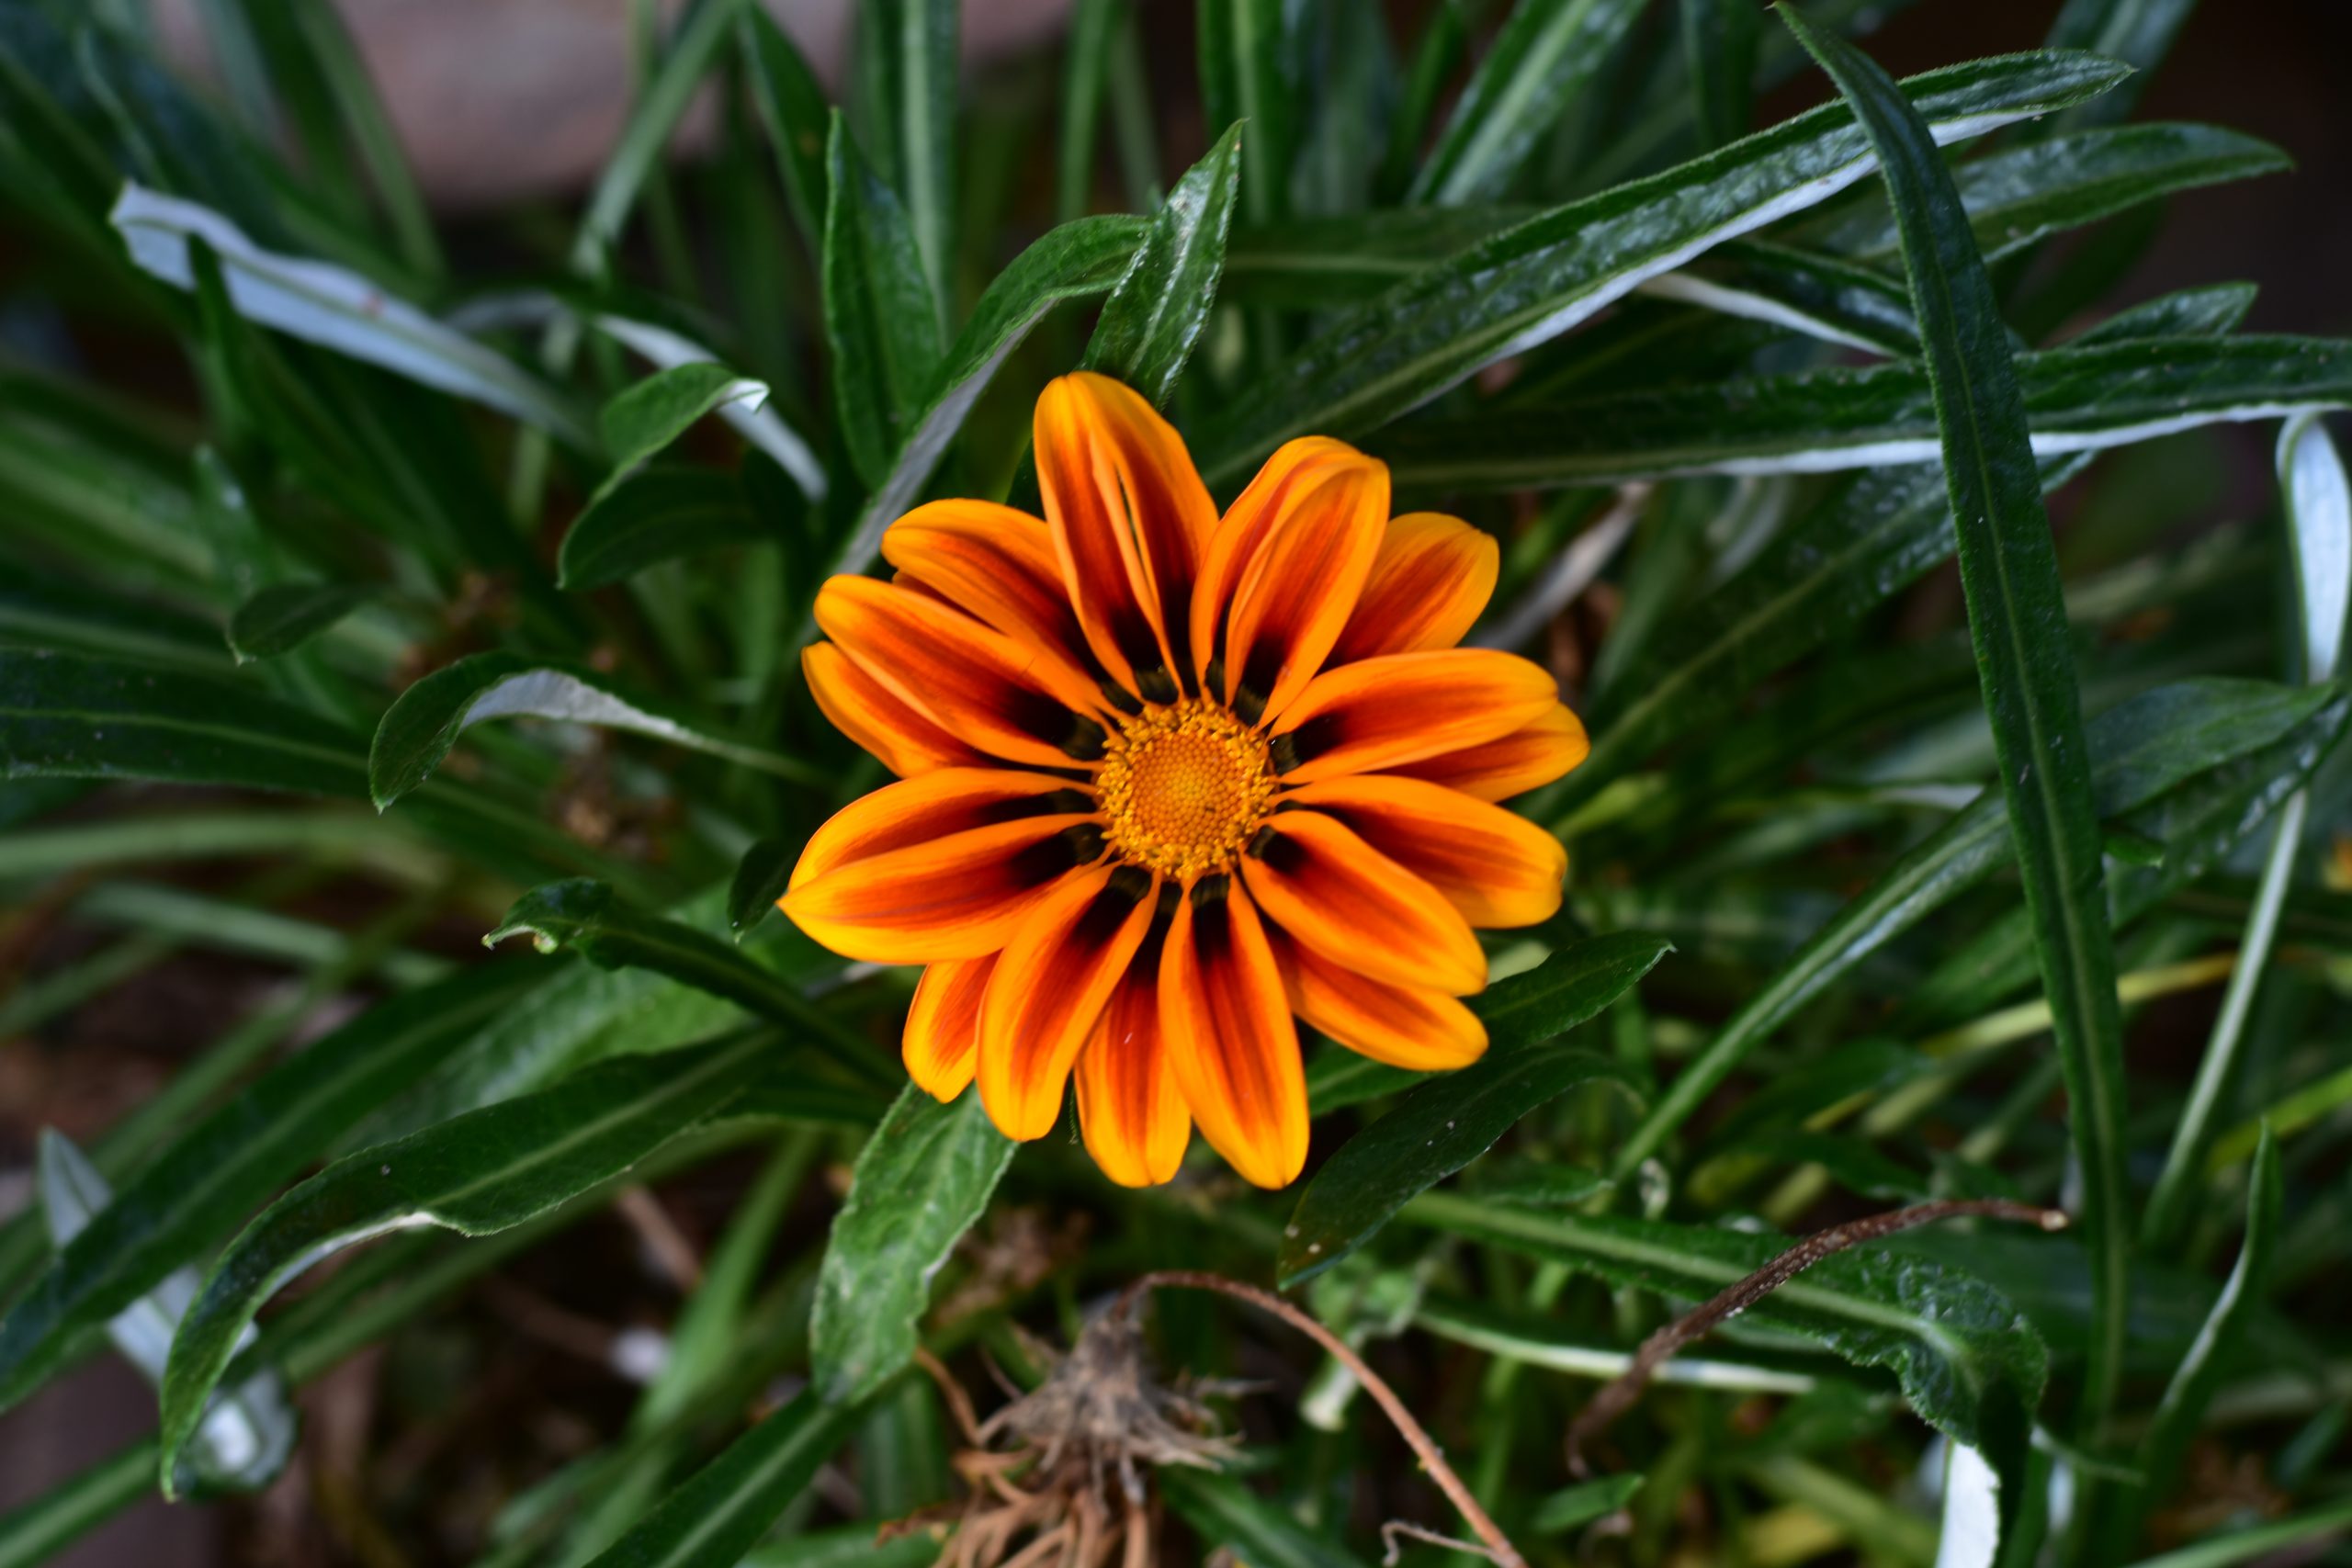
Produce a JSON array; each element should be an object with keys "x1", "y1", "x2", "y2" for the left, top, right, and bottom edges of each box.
[{"x1": 782, "y1": 373, "x2": 1587, "y2": 1188}]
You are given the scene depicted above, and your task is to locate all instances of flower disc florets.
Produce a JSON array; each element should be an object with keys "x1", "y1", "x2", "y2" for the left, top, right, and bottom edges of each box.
[{"x1": 1094, "y1": 698, "x2": 1277, "y2": 879}]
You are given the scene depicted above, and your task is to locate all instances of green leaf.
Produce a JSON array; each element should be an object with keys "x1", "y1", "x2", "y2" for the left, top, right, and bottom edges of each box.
[
  {"x1": 810, "y1": 1086, "x2": 1013, "y2": 1405},
  {"x1": 484, "y1": 879, "x2": 894, "y2": 1089},
  {"x1": 0, "y1": 1436, "x2": 156, "y2": 1568},
  {"x1": 368, "y1": 650, "x2": 820, "y2": 809},
  {"x1": 576, "y1": 1387, "x2": 870, "y2": 1568},
  {"x1": 815, "y1": 214, "x2": 1145, "y2": 581},
  {"x1": 2111, "y1": 1129, "x2": 2281, "y2": 1541},
  {"x1": 1643, "y1": 238, "x2": 1921, "y2": 355},
  {"x1": 2120, "y1": 1499, "x2": 2352, "y2": 1568},
  {"x1": 2070, "y1": 281, "x2": 2256, "y2": 344},
  {"x1": 0, "y1": 964, "x2": 534, "y2": 1416},
  {"x1": 726, "y1": 837, "x2": 795, "y2": 940},
  {"x1": 1197, "y1": 0, "x2": 1297, "y2": 229},
  {"x1": 557, "y1": 467, "x2": 774, "y2": 592},
  {"x1": 1378, "y1": 336, "x2": 2352, "y2": 489},
  {"x1": 1408, "y1": 0, "x2": 1647, "y2": 205},
  {"x1": 1784, "y1": 7, "x2": 2129, "y2": 1436},
  {"x1": 109, "y1": 185, "x2": 591, "y2": 446},
  {"x1": 225, "y1": 581, "x2": 379, "y2": 663},
  {"x1": 857, "y1": 0, "x2": 956, "y2": 325},
  {"x1": 2042, "y1": 0, "x2": 2197, "y2": 130},
  {"x1": 2140, "y1": 416, "x2": 2346, "y2": 1245},
  {"x1": 598, "y1": 361, "x2": 771, "y2": 474},
  {"x1": 821, "y1": 112, "x2": 945, "y2": 491},
  {"x1": 1161, "y1": 1471, "x2": 1371, "y2": 1568},
  {"x1": 1611, "y1": 678, "x2": 2333, "y2": 1179},
  {"x1": 739, "y1": 7, "x2": 831, "y2": 254},
  {"x1": 157, "y1": 1030, "x2": 775, "y2": 1491},
  {"x1": 1802, "y1": 123, "x2": 2288, "y2": 266},
  {"x1": 1280, "y1": 932, "x2": 1673, "y2": 1285},
  {"x1": 1, "y1": 648, "x2": 364, "y2": 796},
  {"x1": 1533, "y1": 1473, "x2": 1647, "y2": 1532},
  {"x1": 1189, "y1": 48, "x2": 2130, "y2": 483},
  {"x1": 1402, "y1": 1192, "x2": 2047, "y2": 1485},
  {"x1": 1056, "y1": 0, "x2": 1123, "y2": 221},
  {"x1": 1080, "y1": 122, "x2": 1242, "y2": 408},
  {"x1": 572, "y1": 0, "x2": 747, "y2": 275},
  {"x1": 1680, "y1": 0, "x2": 1758, "y2": 151}
]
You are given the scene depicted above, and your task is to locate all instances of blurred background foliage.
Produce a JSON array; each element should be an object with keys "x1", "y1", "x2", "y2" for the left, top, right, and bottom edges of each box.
[{"x1": 1, "y1": 1, "x2": 2350, "y2": 1565}]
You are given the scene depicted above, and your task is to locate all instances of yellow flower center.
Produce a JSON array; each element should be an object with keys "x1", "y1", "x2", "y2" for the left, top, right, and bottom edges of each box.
[{"x1": 1096, "y1": 699, "x2": 1276, "y2": 878}]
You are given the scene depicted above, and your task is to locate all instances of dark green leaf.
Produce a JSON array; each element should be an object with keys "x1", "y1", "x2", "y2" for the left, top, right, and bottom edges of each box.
[
  {"x1": 1380, "y1": 336, "x2": 2352, "y2": 489},
  {"x1": 1190, "y1": 49, "x2": 2129, "y2": 483},
  {"x1": 1804, "y1": 123, "x2": 2288, "y2": 266},
  {"x1": 1280, "y1": 932, "x2": 1672, "y2": 1285},
  {"x1": 2070, "y1": 281, "x2": 2256, "y2": 344},
  {"x1": 820, "y1": 113, "x2": 944, "y2": 491},
  {"x1": 1611, "y1": 678, "x2": 2333, "y2": 1177},
  {"x1": 598, "y1": 361, "x2": 770, "y2": 473},
  {"x1": 225, "y1": 581, "x2": 379, "y2": 663},
  {"x1": 485, "y1": 879, "x2": 894, "y2": 1088},
  {"x1": 858, "y1": 0, "x2": 956, "y2": 321},
  {"x1": 1, "y1": 649, "x2": 364, "y2": 796},
  {"x1": 1645, "y1": 238, "x2": 1921, "y2": 354},
  {"x1": 558, "y1": 467, "x2": 773, "y2": 592},
  {"x1": 1409, "y1": 0, "x2": 1647, "y2": 205},
  {"x1": 740, "y1": 7, "x2": 832, "y2": 253},
  {"x1": 578, "y1": 1387, "x2": 869, "y2": 1568},
  {"x1": 571, "y1": 0, "x2": 746, "y2": 275},
  {"x1": 1784, "y1": 10, "x2": 2128, "y2": 1434},
  {"x1": 1680, "y1": 0, "x2": 1758, "y2": 151},
  {"x1": 1403, "y1": 1192, "x2": 2047, "y2": 1478},
  {"x1": 1081, "y1": 122, "x2": 1242, "y2": 408},
  {"x1": 2109, "y1": 1129, "x2": 2280, "y2": 1541},
  {"x1": 2042, "y1": 0, "x2": 2196, "y2": 129},
  {"x1": 726, "y1": 838, "x2": 796, "y2": 940},
  {"x1": 0, "y1": 964, "x2": 535, "y2": 1416},
  {"x1": 1056, "y1": 0, "x2": 1123, "y2": 221},
  {"x1": 157, "y1": 1031, "x2": 775, "y2": 1490},
  {"x1": 810, "y1": 1086, "x2": 1012, "y2": 1404},
  {"x1": 368, "y1": 650, "x2": 819, "y2": 809},
  {"x1": 1196, "y1": 0, "x2": 1297, "y2": 228},
  {"x1": 816, "y1": 214, "x2": 1145, "y2": 580},
  {"x1": 1161, "y1": 1471, "x2": 1371, "y2": 1568},
  {"x1": 1533, "y1": 1473, "x2": 1647, "y2": 1532}
]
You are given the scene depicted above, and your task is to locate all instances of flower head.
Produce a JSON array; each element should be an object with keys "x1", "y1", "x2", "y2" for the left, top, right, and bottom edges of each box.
[{"x1": 783, "y1": 373, "x2": 1587, "y2": 1188}]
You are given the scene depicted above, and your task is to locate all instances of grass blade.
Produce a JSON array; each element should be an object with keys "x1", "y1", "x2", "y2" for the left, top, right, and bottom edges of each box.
[
  {"x1": 1408, "y1": 0, "x2": 1648, "y2": 205},
  {"x1": 1779, "y1": 1, "x2": 2130, "y2": 1447},
  {"x1": 2142, "y1": 415, "x2": 2348, "y2": 1245}
]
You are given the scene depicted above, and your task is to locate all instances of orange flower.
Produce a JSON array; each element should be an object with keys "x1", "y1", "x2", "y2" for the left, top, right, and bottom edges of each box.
[{"x1": 784, "y1": 373, "x2": 1588, "y2": 1189}]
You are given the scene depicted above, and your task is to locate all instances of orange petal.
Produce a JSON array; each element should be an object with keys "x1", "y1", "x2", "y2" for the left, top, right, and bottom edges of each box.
[
  {"x1": 1272, "y1": 649, "x2": 1558, "y2": 784},
  {"x1": 977, "y1": 866, "x2": 1158, "y2": 1141},
  {"x1": 1331, "y1": 513, "x2": 1499, "y2": 662},
  {"x1": 1390, "y1": 705, "x2": 1591, "y2": 803},
  {"x1": 803, "y1": 643, "x2": 984, "y2": 777},
  {"x1": 1074, "y1": 927, "x2": 1190, "y2": 1186},
  {"x1": 1281, "y1": 774, "x2": 1566, "y2": 928},
  {"x1": 1189, "y1": 437, "x2": 1365, "y2": 691},
  {"x1": 1219, "y1": 452, "x2": 1389, "y2": 720},
  {"x1": 904, "y1": 955, "x2": 991, "y2": 1100},
  {"x1": 789, "y1": 768, "x2": 1090, "y2": 892},
  {"x1": 815, "y1": 575, "x2": 1108, "y2": 769},
  {"x1": 1035, "y1": 373, "x2": 1216, "y2": 699},
  {"x1": 1160, "y1": 884, "x2": 1306, "y2": 1190},
  {"x1": 781, "y1": 818, "x2": 1098, "y2": 964},
  {"x1": 880, "y1": 500, "x2": 1100, "y2": 687},
  {"x1": 1273, "y1": 930, "x2": 1487, "y2": 1070},
  {"x1": 1239, "y1": 810, "x2": 1486, "y2": 995}
]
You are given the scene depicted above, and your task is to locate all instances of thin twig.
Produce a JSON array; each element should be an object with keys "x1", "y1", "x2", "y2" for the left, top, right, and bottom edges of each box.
[
  {"x1": 1114, "y1": 1270, "x2": 1528, "y2": 1568},
  {"x1": 1564, "y1": 1198, "x2": 2068, "y2": 1475}
]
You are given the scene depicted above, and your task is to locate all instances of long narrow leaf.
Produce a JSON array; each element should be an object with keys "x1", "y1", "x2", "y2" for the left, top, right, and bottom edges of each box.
[
  {"x1": 1781, "y1": 5, "x2": 2131, "y2": 1439},
  {"x1": 1190, "y1": 48, "x2": 2129, "y2": 482}
]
